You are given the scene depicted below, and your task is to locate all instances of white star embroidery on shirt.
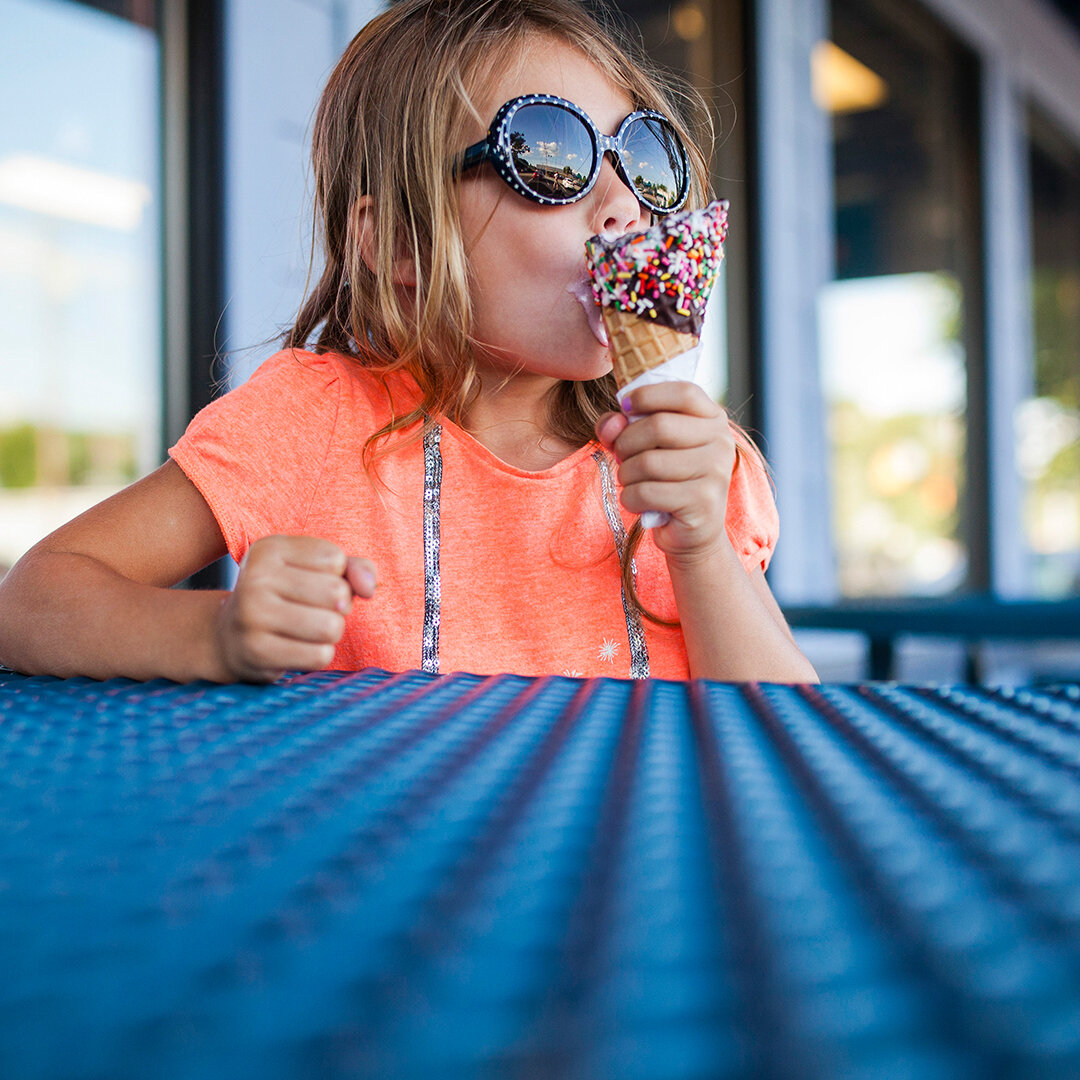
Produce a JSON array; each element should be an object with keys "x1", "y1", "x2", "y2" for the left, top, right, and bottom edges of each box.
[
  {"x1": 597, "y1": 638, "x2": 620, "y2": 663},
  {"x1": 562, "y1": 669, "x2": 585, "y2": 678}
]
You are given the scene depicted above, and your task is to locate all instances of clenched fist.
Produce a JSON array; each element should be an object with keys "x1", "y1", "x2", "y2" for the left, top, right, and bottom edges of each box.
[{"x1": 211, "y1": 535, "x2": 376, "y2": 682}]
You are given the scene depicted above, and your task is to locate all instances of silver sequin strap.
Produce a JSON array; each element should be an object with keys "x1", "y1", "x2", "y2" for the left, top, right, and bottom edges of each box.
[
  {"x1": 592, "y1": 450, "x2": 650, "y2": 679},
  {"x1": 422, "y1": 423, "x2": 443, "y2": 673}
]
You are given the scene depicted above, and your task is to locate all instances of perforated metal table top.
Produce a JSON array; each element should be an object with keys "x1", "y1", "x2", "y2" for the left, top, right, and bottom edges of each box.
[{"x1": 2, "y1": 669, "x2": 1080, "y2": 1079}]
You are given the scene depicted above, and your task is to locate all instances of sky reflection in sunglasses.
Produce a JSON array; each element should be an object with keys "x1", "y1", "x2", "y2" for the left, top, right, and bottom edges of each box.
[{"x1": 460, "y1": 94, "x2": 690, "y2": 213}]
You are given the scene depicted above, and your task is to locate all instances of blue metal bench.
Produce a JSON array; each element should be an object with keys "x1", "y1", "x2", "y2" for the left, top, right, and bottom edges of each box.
[{"x1": 783, "y1": 597, "x2": 1080, "y2": 680}]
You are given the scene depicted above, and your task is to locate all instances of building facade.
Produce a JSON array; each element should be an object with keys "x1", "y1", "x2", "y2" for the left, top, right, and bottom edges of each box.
[{"x1": 2, "y1": 0, "x2": 1078, "y2": 678}]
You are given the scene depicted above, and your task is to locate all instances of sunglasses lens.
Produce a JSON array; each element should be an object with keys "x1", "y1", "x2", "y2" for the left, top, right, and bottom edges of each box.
[
  {"x1": 621, "y1": 117, "x2": 686, "y2": 210},
  {"x1": 506, "y1": 103, "x2": 594, "y2": 200}
]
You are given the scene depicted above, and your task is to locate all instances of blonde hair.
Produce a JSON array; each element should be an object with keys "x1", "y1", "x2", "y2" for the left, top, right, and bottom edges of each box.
[{"x1": 284, "y1": 0, "x2": 732, "y2": 625}]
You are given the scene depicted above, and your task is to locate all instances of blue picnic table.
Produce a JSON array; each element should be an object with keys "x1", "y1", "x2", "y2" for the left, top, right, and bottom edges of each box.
[{"x1": 1, "y1": 668, "x2": 1079, "y2": 1078}]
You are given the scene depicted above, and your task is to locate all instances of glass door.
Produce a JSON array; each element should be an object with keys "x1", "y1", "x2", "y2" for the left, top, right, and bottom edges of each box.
[
  {"x1": 1023, "y1": 108, "x2": 1080, "y2": 597},
  {"x1": 0, "y1": 0, "x2": 161, "y2": 574},
  {"x1": 816, "y1": 0, "x2": 983, "y2": 598},
  {"x1": 613, "y1": 0, "x2": 747, "y2": 408}
]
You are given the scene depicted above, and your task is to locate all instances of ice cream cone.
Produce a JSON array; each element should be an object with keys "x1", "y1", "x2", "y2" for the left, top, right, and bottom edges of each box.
[
  {"x1": 601, "y1": 306, "x2": 700, "y2": 389},
  {"x1": 584, "y1": 199, "x2": 728, "y2": 373},
  {"x1": 584, "y1": 200, "x2": 729, "y2": 529}
]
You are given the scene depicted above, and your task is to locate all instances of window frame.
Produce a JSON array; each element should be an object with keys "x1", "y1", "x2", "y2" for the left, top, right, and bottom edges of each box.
[
  {"x1": 750, "y1": 0, "x2": 1080, "y2": 676},
  {"x1": 160, "y1": 0, "x2": 227, "y2": 587}
]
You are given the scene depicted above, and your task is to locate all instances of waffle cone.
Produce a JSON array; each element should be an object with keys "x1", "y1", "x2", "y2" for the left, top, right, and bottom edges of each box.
[{"x1": 601, "y1": 306, "x2": 700, "y2": 388}]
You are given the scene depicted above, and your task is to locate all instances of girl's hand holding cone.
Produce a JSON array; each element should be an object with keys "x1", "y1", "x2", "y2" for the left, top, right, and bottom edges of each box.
[{"x1": 595, "y1": 380, "x2": 737, "y2": 561}]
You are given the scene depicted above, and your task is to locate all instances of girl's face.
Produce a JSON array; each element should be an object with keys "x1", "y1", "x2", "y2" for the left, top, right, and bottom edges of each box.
[{"x1": 458, "y1": 37, "x2": 649, "y2": 386}]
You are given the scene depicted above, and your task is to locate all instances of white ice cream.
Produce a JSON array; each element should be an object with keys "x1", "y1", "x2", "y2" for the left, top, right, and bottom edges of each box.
[{"x1": 567, "y1": 274, "x2": 609, "y2": 347}]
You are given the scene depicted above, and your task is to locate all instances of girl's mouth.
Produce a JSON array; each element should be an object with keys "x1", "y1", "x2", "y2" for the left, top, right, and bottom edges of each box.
[{"x1": 566, "y1": 274, "x2": 609, "y2": 347}]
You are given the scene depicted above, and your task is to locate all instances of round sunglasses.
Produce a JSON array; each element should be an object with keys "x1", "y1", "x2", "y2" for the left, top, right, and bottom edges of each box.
[{"x1": 458, "y1": 94, "x2": 690, "y2": 215}]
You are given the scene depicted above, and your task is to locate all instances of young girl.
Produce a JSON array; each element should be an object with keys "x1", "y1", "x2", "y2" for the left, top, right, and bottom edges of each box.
[{"x1": 0, "y1": 0, "x2": 817, "y2": 685}]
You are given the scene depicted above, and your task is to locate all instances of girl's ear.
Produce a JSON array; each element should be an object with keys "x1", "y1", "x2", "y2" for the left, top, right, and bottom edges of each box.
[{"x1": 352, "y1": 195, "x2": 418, "y2": 287}]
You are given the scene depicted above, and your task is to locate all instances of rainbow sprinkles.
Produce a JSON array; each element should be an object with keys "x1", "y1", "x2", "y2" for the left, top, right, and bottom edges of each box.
[{"x1": 584, "y1": 199, "x2": 729, "y2": 337}]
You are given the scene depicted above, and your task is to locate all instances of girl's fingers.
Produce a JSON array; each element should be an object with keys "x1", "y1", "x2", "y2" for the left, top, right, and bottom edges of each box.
[
  {"x1": 262, "y1": 597, "x2": 347, "y2": 644},
  {"x1": 241, "y1": 633, "x2": 337, "y2": 678},
  {"x1": 345, "y1": 557, "x2": 378, "y2": 598},
  {"x1": 608, "y1": 390, "x2": 736, "y2": 540},
  {"x1": 242, "y1": 542, "x2": 379, "y2": 610},
  {"x1": 618, "y1": 480, "x2": 688, "y2": 517},
  {"x1": 277, "y1": 536, "x2": 349, "y2": 575},
  {"x1": 243, "y1": 534, "x2": 348, "y2": 576},
  {"x1": 621, "y1": 381, "x2": 724, "y2": 420},
  {"x1": 272, "y1": 564, "x2": 355, "y2": 612},
  {"x1": 231, "y1": 583, "x2": 345, "y2": 644},
  {"x1": 595, "y1": 411, "x2": 628, "y2": 449},
  {"x1": 613, "y1": 411, "x2": 731, "y2": 461},
  {"x1": 619, "y1": 478, "x2": 727, "y2": 522},
  {"x1": 616, "y1": 445, "x2": 719, "y2": 488},
  {"x1": 269, "y1": 559, "x2": 378, "y2": 612}
]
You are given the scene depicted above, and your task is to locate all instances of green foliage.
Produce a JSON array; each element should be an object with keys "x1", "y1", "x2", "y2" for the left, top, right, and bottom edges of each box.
[
  {"x1": 0, "y1": 425, "x2": 137, "y2": 488},
  {"x1": 0, "y1": 425, "x2": 37, "y2": 488},
  {"x1": 829, "y1": 402, "x2": 965, "y2": 596},
  {"x1": 1032, "y1": 268, "x2": 1080, "y2": 406},
  {"x1": 67, "y1": 433, "x2": 93, "y2": 486}
]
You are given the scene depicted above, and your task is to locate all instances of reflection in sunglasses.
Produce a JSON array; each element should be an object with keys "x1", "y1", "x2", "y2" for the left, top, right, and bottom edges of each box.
[{"x1": 460, "y1": 95, "x2": 689, "y2": 213}]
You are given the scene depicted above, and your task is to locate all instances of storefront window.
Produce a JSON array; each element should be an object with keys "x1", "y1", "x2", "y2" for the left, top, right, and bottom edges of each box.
[
  {"x1": 616, "y1": 0, "x2": 741, "y2": 405},
  {"x1": 1023, "y1": 109, "x2": 1080, "y2": 597},
  {"x1": 0, "y1": 0, "x2": 160, "y2": 574},
  {"x1": 817, "y1": 0, "x2": 982, "y2": 597}
]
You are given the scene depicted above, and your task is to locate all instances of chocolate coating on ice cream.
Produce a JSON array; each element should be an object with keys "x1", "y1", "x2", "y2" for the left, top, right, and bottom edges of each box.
[{"x1": 584, "y1": 200, "x2": 728, "y2": 335}]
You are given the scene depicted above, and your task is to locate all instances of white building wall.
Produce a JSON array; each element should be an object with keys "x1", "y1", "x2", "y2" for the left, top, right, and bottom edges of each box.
[
  {"x1": 754, "y1": 0, "x2": 837, "y2": 604},
  {"x1": 222, "y1": 0, "x2": 382, "y2": 385}
]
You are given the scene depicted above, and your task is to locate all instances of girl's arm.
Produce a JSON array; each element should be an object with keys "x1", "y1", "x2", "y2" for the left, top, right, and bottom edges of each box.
[
  {"x1": 0, "y1": 461, "x2": 375, "y2": 683},
  {"x1": 596, "y1": 383, "x2": 819, "y2": 684},
  {"x1": 664, "y1": 549, "x2": 818, "y2": 683}
]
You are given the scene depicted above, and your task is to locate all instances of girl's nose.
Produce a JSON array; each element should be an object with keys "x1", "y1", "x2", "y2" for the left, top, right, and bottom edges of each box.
[{"x1": 591, "y1": 153, "x2": 646, "y2": 237}]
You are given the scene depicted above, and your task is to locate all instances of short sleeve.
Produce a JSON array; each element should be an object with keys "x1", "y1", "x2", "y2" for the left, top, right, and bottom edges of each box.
[
  {"x1": 724, "y1": 429, "x2": 780, "y2": 574},
  {"x1": 169, "y1": 349, "x2": 342, "y2": 563}
]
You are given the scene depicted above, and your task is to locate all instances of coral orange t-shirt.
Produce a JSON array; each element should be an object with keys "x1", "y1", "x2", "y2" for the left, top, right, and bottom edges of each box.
[{"x1": 169, "y1": 349, "x2": 778, "y2": 679}]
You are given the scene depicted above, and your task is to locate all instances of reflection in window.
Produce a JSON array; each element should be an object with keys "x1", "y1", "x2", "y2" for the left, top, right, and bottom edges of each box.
[
  {"x1": 0, "y1": 0, "x2": 160, "y2": 574},
  {"x1": 623, "y1": 0, "x2": 732, "y2": 405},
  {"x1": 1024, "y1": 110, "x2": 1080, "y2": 597},
  {"x1": 817, "y1": 0, "x2": 981, "y2": 597},
  {"x1": 822, "y1": 272, "x2": 966, "y2": 594}
]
